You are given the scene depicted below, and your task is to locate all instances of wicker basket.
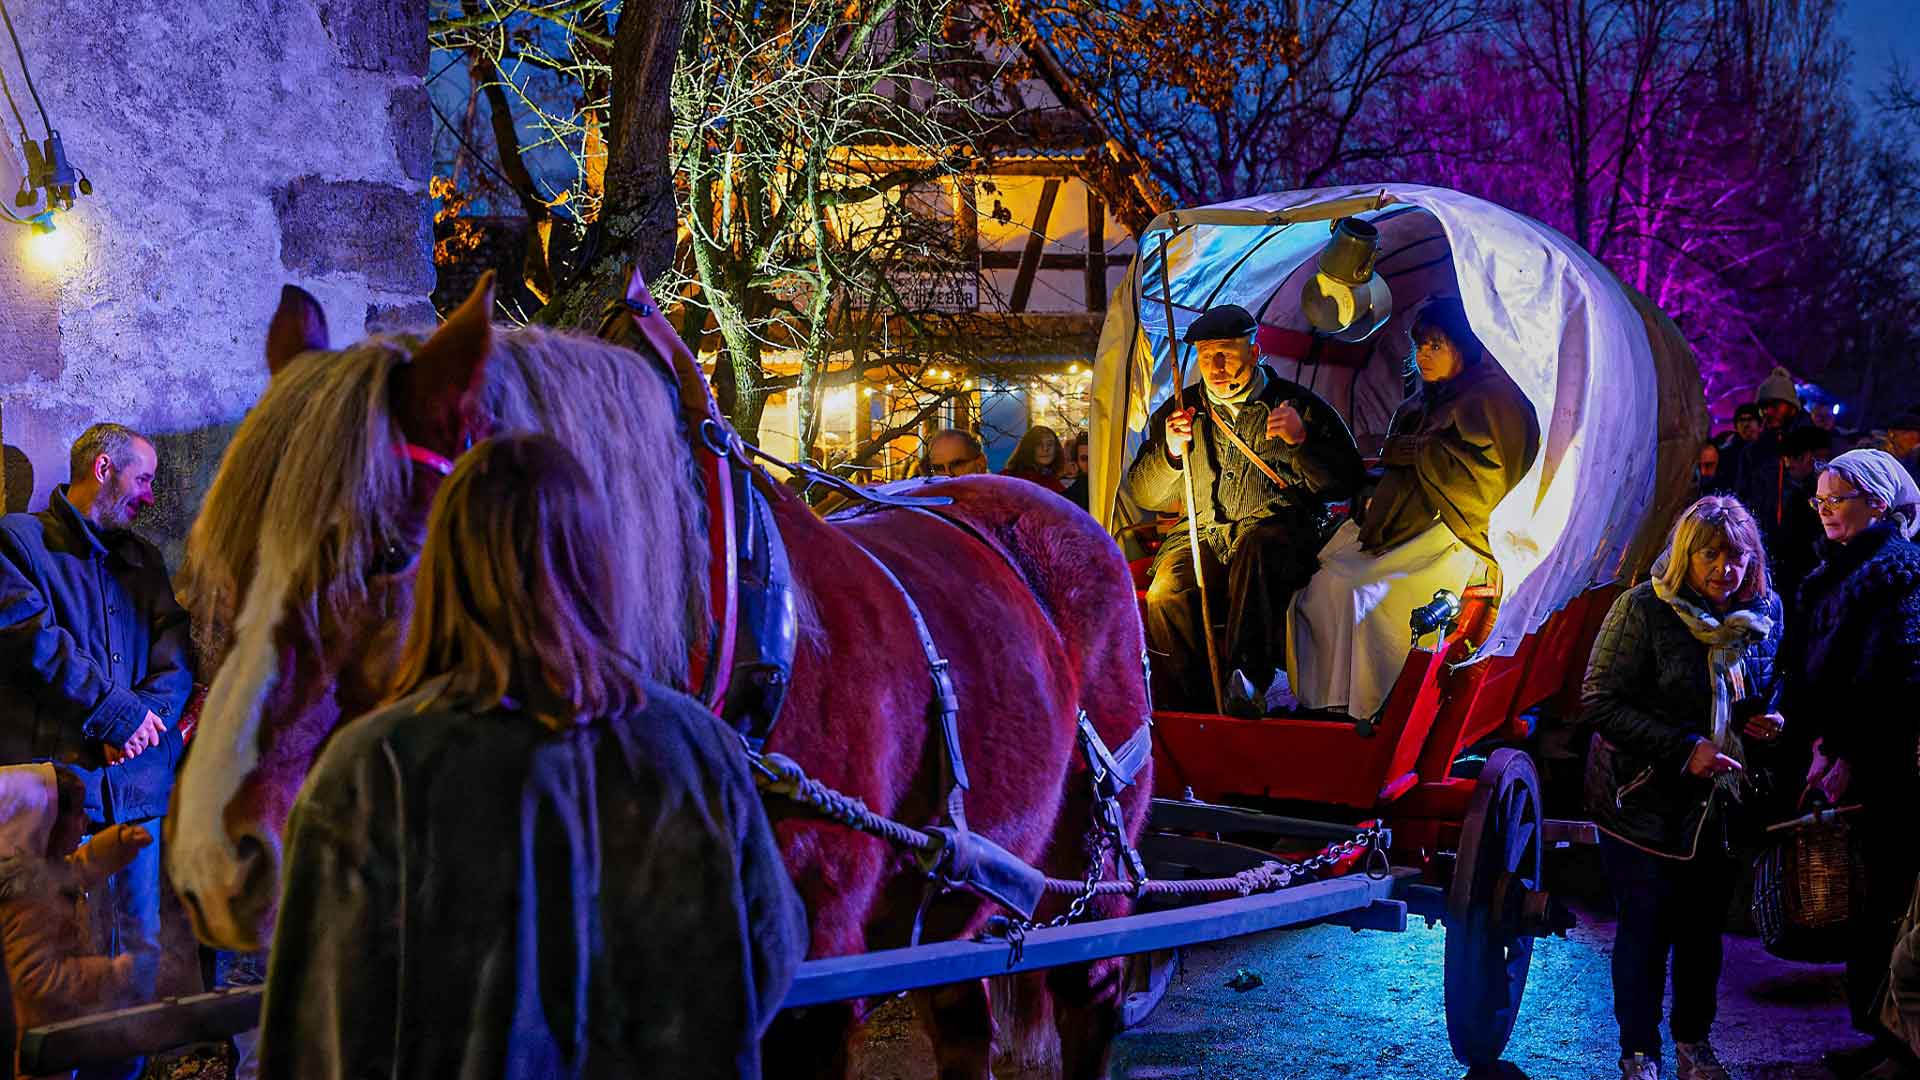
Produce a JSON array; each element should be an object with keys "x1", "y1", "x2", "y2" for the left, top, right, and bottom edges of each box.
[{"x1": 1751, "y1": 796, "x2": 1856, "y2": 963}]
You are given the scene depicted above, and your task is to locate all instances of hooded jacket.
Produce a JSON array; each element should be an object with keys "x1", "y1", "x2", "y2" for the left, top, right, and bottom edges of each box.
[
  {"x1": 1359, "y1": 358, "x2": 1540, "y2": 563},
  {"x1": 0, "y1": 488, "x2": 193, "y2": 825},
  {"x1": 0, "y1": 764, "x2": 148, "y2": 1079}
]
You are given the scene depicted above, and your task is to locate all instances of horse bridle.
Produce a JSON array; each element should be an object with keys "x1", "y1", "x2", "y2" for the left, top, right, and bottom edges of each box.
[{"x1": 368, "y1": 442, "x2": 464, "y2": 576}]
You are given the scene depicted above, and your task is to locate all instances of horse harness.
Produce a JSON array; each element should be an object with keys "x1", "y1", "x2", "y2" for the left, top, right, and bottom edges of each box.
[{"x1": 601, "y1": 279, "x2": 1152, "y2": 925}]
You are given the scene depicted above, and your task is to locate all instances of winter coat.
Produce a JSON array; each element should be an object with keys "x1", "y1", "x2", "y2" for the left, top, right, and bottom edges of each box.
[
  {"x1": 1733, "y1": 417, "x2": 1814, "y2": 544},
  {"x1": 258, "y1": 679, "x2": 809, "y2": 1080},
  {"x1": 1784, "y1": 520, "x2": 1920, "y2": 811},
  {"x1": 1359, "y1": 358, "x2": 1540, "y2": 564},
  {"x1": 1126, "y1": 366, "x2": 1364, "y2": 560},
  {"x1": 1582, "y1": 581, "x2": 1783, "y2": 859},
  {"x1": 0, "y1": 764, "x2": 148, "y2": 1079},
  {"x1": 0, "y1": 488, "x2": 193, "y2": 825},
  {"x1": 1771, "y1": 470, "x2": 1825, "y2": 606}
]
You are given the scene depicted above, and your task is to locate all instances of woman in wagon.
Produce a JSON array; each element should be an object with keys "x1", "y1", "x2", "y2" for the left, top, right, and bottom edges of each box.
[
  {"x1": 1285, "y1": 297, "x2": 1540, "y2": 721},
  {"x1": 257, "y1": 433, "x2": 808, "y2": 1079},
  {"x1": 1583, "y1": 495, "x2": 1786, "y2": 1080},
  {"x1": 1785, "y1": 448, "x2": 1920, "y2": 1080}
]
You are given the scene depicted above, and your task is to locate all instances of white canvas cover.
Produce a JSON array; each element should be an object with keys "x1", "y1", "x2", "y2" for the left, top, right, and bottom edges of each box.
[{"x1": 1091, "y1": 183, "x2": 1703, "y2": 659}]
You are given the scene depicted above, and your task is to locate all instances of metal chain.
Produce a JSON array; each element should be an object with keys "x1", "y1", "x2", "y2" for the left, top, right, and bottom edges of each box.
[{"x1": 1043, "y1": 826, "x2": 1113, "y2": 930}]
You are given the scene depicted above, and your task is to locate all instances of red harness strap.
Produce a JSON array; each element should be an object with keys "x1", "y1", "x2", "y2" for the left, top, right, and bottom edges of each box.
[
  {"x1": 397, "y1": 443, "x2": 457, "y2": 476},
  {"x1": 604, "y1": 272, "x2": 740, "y2": 713}
]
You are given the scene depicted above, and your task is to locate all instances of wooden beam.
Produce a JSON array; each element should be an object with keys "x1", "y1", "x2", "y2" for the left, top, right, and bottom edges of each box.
[
  {"x1": 1008, "y1": 178, "x2": 1062, "y2": 314},
  {"x1": 22, "y1": 872, "x2": 1406, "y2": 1072},
  {"x1": 1086, "y1": 189, "x2": 1107, "y2": 311},
  {"x1": 982, "y1": 251, "x2": 1132, "y2": 271}
]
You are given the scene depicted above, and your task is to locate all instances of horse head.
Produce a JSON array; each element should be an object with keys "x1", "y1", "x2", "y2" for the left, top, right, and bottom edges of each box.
[{"x1": 166, "y1": 274, "x2": 497, "y2": 950}]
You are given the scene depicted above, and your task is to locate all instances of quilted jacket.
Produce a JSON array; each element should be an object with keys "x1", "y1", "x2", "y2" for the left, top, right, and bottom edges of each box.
[{"x1": 1582, "y1": 580, "x2": 1783, "y2": 859}]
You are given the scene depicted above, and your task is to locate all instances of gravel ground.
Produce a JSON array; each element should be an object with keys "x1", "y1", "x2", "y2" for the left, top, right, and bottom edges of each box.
[{"x1": 853, "y1": 851, "x2": 1859, "y2": 1080}]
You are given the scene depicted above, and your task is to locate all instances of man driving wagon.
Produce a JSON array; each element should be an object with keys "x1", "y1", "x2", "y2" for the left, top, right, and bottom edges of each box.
[{"x1": 1125, "y1": 303, "x2": 1365, "y2": 715}]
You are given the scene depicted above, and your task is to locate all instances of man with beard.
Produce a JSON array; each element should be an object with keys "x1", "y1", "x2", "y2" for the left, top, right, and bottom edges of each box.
[
  {"x1": 1126, "y1": 304, "x2": 1365, "y2": 715},
  {"x1": 0, "y1": 423, "x2": 192, "y2": 1078}
]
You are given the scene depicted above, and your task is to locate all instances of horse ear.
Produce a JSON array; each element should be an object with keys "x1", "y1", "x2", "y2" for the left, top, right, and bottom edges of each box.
[
  {"x1": 400, "y1": 271, "x2": 494, "y2": 445},
  {"x1": 266, "y1": 285, "x2": 329, "y2": 375}
]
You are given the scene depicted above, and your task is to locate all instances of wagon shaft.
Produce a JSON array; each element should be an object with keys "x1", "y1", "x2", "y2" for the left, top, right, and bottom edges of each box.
[{"x1": 19, "y1": 872, "x2": 1414, "y2": 1075}]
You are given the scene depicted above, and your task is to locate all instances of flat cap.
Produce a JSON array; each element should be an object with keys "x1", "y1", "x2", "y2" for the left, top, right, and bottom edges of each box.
[{"x1": 1184, "y1": 304, "x2": 1257, "y2": 343}]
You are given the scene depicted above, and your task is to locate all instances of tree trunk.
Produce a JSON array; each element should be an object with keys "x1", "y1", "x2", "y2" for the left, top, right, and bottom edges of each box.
[{"x1": 538, "y1": 0, "x2": 691, "y2": 328}]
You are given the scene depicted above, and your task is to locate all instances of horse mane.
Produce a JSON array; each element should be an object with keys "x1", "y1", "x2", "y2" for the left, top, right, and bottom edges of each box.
[
  {"x1": 475, "y1": 325, "x2": 708, "y2": 684},
  {"x1": 182, "y1": 325, "x2": 708, "y2": 694},
  {"x1": 182, "y1": 342, "x2": 410, "y2": 676}
]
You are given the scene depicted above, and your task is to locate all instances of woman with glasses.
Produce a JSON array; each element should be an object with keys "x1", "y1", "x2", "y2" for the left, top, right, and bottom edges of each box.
[
  {"x1": 1583, "y1": 495, "x2": 1785, "y2": 1080},
  {"x1": 1789, "y1": 448, "x2": 1920, "y2": 1080}
]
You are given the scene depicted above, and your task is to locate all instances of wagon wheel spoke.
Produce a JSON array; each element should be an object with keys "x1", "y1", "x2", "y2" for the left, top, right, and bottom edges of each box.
[{"x1": 1444, "y1": 749, "x2": 1542, "y2": 1071}]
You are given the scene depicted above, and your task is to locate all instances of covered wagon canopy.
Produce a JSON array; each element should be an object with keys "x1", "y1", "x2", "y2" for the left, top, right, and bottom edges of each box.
[{"x1": 1089, "y1": 183, "x2": 1706, "y2": 660}]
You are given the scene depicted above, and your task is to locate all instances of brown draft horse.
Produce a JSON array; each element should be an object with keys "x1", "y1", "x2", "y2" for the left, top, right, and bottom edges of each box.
[{"x1": 164, "y1": 274, "x2": 1153, "y2": 1078}]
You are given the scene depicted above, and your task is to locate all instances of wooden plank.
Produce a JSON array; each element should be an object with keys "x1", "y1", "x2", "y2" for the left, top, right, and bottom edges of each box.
[
  {"x1": 982, "y1": 250, "x2": 1133, "y2": 271},
  {"x1": 20, "y1": 987, "x2": 266, "y2": 1074},
  {"x1": 1148, "y1": 797, "x2": 1383, "y2": 845},
  {"x1": 783, "y1": 872, "x2": 1398, "y2": 1007},
  {"x1": 1007, "y1": 177, "x2": 1062, "y2": 313},
  {"x1": 24, "y1": 875, "x2": 1401, "y2": 1071},
  {"x1": 1085, "y1": 190, "x2": 1107, "y2": 310}
]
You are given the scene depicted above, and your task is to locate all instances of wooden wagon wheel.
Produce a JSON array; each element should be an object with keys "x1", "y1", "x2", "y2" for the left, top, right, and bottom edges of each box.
[{"x1": 1443, "y1": 748, "x2": 1543, "y2": 1070}]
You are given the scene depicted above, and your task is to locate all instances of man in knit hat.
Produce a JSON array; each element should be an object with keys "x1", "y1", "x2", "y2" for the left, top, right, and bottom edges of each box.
[{"x1": 1734, "y1": 367, "x2": 1813, "y2": 554}]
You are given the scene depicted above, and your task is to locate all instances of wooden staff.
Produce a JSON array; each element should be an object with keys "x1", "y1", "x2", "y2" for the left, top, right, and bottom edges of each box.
[{"x1": 1155, "y1": 224, "x2": 1226, "y2": 714}]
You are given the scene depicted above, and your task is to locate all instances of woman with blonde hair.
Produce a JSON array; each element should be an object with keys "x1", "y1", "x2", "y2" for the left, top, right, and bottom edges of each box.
[
  {"x1": 258, "y1": 434, "x2": 807, "y2": 1079},
  {"x1": 1583, "y1": 494, "x2": 1786, "y2": 1080}
]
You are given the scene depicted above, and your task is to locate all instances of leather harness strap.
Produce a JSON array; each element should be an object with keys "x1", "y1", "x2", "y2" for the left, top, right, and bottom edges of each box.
[
  {"x1": 841, "y1": 538, "x2": 970, "y2": 833},
  {"x1": 1201, "y1": 397, "x2": 1289, "y2": 491}
]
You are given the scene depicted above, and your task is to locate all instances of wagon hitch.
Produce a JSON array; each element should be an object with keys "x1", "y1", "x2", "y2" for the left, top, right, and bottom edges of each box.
[{"x1": 1494, "y1": 871, "x2": 1576, "y2": 939}]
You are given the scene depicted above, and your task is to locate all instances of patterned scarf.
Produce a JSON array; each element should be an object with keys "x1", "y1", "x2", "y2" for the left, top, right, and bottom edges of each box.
[{"x1": 1651, "y1": 578, "x2": 1771, "y2": 797}]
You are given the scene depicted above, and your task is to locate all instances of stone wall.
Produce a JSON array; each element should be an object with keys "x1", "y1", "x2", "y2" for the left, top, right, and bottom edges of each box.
[{"x1": 0, "y1": 0, "x2": 434, "y2": 566}]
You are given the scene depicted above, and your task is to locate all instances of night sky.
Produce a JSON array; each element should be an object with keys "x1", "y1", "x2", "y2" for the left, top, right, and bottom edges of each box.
[{"x1": 1838, "y1": 0, "x2": 1917, "y2": 114}]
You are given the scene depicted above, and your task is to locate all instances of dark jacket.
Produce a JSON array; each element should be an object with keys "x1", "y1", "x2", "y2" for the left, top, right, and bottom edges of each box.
[
  {"x1": 1771, "y1": 469, "x2": 1824, "y2": 606},
  {"x1": 1360, "y1": 358, "x2": 1540, "y2": 563},
  {"x1": 1125, "y1": 366, "x2": 1364, "y2": 559},
  {"x1": 1733, "y1": 416, "x2": 1814, "y2": 543},
  {"x1": 1583, "y1": 581, "x2": 1783, "y2": 859},
  {"x1": 0, "y1": 489, "x2": 193, "y2": 825},
  {"x1": 1784, "y1": 521, "x2": 1920, "y2": 810},
  {"x1": 259, "y1": 679, "x2": 809, "y2": 1080}
]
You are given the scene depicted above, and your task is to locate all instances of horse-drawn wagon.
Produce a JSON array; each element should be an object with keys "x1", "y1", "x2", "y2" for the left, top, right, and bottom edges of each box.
[{"x1": 20, "y1": 184, "x2": 1704, "y2": 1078}]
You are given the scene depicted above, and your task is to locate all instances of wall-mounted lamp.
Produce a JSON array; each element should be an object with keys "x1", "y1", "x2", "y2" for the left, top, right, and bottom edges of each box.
[{"x1": 26, "y1": 209, "x2": 68, "y2": 266}]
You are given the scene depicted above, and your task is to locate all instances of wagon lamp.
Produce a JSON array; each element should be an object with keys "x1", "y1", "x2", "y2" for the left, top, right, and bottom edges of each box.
[
  {"x1": 1409, "y1": 588, "x2": 1462, "y2": 642},
  {"x1": 1302, "y1": 217, "x2": 1392, "y2": 343}
]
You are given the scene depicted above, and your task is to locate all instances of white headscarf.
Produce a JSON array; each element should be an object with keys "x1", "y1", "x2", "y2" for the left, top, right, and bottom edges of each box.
[{"x1": 1825, "y1": 448, "x2": 1920, "y2": 539}]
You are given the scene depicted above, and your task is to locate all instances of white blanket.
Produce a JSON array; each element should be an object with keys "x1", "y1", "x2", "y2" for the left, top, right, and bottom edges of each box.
[{"x1": 1286, "y1": 521, "x2": 1483, "y2": 718}]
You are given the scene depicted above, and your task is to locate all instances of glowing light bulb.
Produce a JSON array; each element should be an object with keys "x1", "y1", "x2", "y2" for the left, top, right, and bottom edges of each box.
[
  {"x1": 26, "y1": 216, "x2": 69, "y2": 268},
  {"x1": 1069, "y1": 363, "x2": 1082, "y2": 375}
]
